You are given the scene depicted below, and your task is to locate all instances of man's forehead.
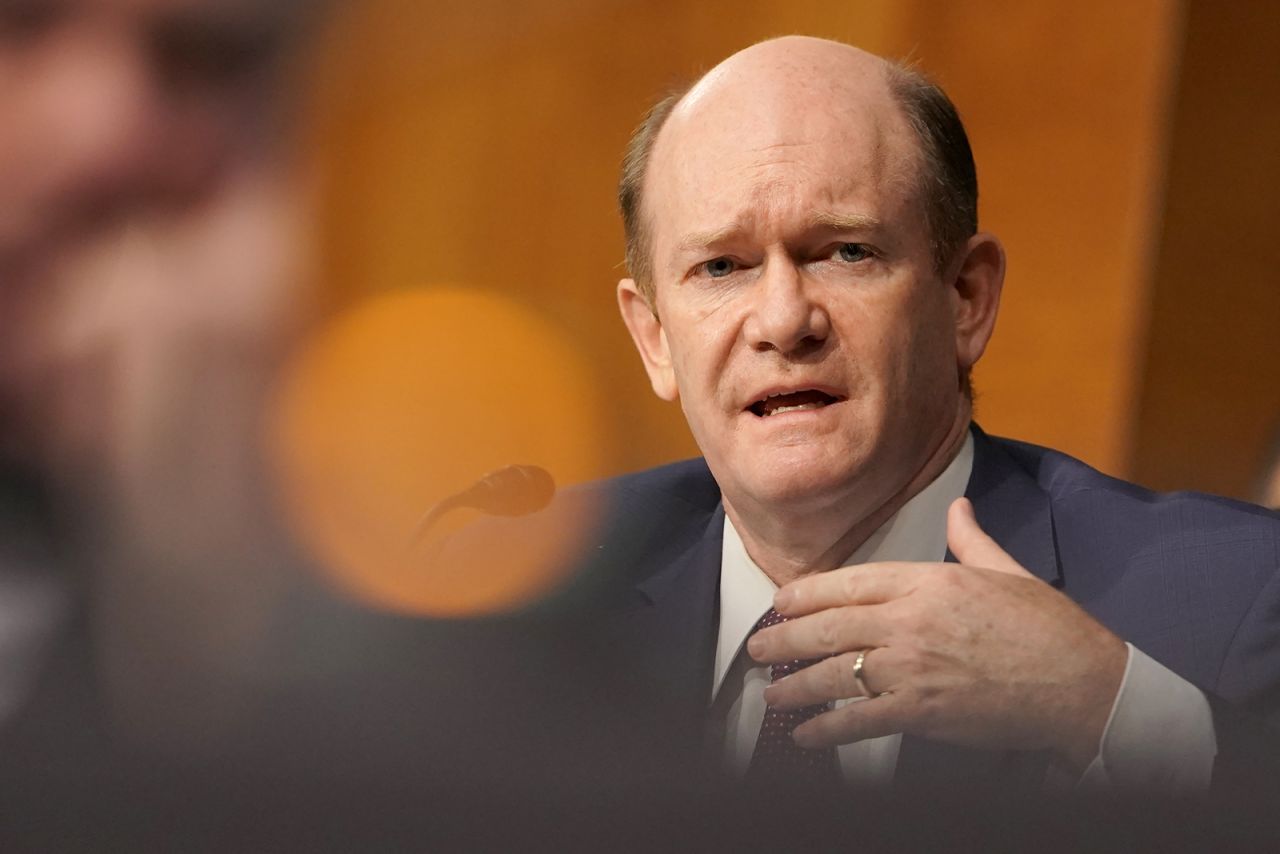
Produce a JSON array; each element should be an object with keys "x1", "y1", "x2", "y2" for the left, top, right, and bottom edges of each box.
[
  {"x1": 654, "y1": 108, "x2": 904, "y2": 189},
  {"x1": 648, "y1": 99, "x2": 913, "y2": 243}
]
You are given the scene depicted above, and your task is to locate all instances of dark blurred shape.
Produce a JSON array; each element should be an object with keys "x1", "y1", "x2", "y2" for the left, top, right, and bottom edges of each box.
[
  {"x1": 413, "y1": 463, "x2": 556, "y2": 544},
  {"x1": 459, "y1": 463, "x2": 557, "y2": 516}
]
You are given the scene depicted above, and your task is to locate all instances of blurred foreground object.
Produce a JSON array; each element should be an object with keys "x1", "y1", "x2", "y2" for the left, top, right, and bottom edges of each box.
[
  {"x1": 270, "y1": 286, "x2": 606, "y2": 617},
  {"x1": 0, "y1": 0, "x2": 320, "y2": 288},
  {"x1": 0, "y1": 0, "x2": 329, "y2": 758}
]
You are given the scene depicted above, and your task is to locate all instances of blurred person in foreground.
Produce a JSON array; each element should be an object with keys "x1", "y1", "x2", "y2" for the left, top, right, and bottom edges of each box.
[
  {"x1": 0, "y1": 0, "x2": 331, "y2": 783},
  {"x1": 0, "y1": 4, "x2": 645, "y2": 840},
  {"x1": 0, "y1": 0, "x2": 313, "y2": 286},
  {"x1": 460, "y1": 36, "x2": 1280, "y2": 807}
]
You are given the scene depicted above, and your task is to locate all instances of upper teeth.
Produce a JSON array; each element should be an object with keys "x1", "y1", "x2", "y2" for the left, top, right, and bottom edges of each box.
[{"x1": 768, "y1": 402, "x2": 822, "y2": 416}]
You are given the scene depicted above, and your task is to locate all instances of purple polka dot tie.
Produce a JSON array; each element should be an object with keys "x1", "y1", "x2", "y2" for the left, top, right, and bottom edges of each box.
[{"x1": 745, "y1": 607, "x2": 840, "y2": 783}]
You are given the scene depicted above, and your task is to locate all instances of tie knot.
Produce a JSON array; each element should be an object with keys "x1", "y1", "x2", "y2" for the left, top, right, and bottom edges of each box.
[{"x1": 751, "y1": 607, "x2": 789, "y2": 634}]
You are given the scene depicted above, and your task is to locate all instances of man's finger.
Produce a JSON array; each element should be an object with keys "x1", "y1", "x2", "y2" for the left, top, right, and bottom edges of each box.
[
  {"x1": 792, "y1": 692, "x2": 905, "y2": 749},
  {"x1": 764, "y1": 647, "x2": 894, "y2": 708},
  {"x1": 946, "y1": 497, "x2": 1032, "y2": 577},
  {"x1": 773, "y1": 562, "x2": 924, "y2": 617},
  {"x1": 748, "y1": 604, "x2": 894, "y2": 663}
]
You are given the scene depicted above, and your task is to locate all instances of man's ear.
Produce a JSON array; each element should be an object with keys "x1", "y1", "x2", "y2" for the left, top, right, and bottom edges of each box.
[
  {"x1": 617, "y1": 278, "x2": 678, "y2": 401},
  {"x1": 948, "y1": 233, "x2": 1006, "y2": 372}
]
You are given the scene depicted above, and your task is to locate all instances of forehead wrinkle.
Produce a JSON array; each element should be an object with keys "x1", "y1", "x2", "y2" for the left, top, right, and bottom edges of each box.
[
  {"x1": 674, "y1": 173, "x2": 790, "y2": 242},
  {"x1": 673, "y1": 176, "x2": 883, "y2": 256}
]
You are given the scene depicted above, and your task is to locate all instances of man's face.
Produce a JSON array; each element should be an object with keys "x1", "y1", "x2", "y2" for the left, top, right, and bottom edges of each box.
[
  {"x1": 0, "y1": 0, "x2": 308, "y2": 468},
  {"x1": 622, "y1": 49, "x2": 977, "y2": 519},
  {"x1": 0, "y1": 0, "x2": 297, "y2": 279}
]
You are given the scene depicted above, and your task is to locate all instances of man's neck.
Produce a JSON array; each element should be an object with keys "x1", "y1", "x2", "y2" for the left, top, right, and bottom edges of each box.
[{"x1": 723, "y1": 407, "x2": 972, "y2": 587}]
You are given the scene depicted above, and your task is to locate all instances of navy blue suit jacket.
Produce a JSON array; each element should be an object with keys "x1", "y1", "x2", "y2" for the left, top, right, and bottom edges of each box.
[{"x1": 549, "y1": 425, "x2": 1280, "y2": 791}]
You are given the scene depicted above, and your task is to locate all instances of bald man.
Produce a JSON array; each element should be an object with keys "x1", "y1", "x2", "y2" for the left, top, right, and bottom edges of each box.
[{"x1": 516, "y1": 36, "x2": 1280, "y2": 795}]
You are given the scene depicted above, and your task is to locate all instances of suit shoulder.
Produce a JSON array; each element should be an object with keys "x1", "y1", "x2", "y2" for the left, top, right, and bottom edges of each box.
[
  {"x1": 980, "y1": 431, "x2": 1279, "y2": 696},
  {"x1": 451, "y1": 457, "x2": 717, "y2": 545},
  {"x1": 985, "y1": 432, "x2": 1280, "y2": 531},
  {"x1": 564, "y1": 458, "x2": 719, "y2": 515}
]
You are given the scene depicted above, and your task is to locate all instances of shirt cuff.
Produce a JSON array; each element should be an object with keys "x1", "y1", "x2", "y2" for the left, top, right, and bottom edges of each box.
[{"x1": 1072, "y1": 642, "x2": 1217, "y2": 795}]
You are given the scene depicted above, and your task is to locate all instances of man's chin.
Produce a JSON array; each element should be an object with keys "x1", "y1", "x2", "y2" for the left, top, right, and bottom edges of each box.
[{"x1": 725, "y1": 460, "x2": 864, "y2": 511}]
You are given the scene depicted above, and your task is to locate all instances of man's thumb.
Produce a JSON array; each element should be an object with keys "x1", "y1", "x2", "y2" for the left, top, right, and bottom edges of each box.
[{"x1": 947, "y1": 498, "x2": 1031, "y2": 577}]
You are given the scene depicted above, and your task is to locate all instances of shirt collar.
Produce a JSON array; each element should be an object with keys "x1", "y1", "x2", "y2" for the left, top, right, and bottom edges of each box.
[{"x1": 712, "y1": 432, "x2": 975, "y2": 697}]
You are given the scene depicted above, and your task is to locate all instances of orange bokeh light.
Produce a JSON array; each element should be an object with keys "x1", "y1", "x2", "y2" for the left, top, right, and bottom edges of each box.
[{"x1": 268, "y1": 286, "x2": 606, "y2": 616}]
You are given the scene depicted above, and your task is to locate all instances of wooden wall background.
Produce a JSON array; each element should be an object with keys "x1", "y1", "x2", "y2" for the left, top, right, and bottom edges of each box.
[
  {"x1": 274, "y1": 0, "x2": 1278, "y2": 609},
  {"x1": 1129, "y1": 0, "x2": 1280, "y2": 499}
]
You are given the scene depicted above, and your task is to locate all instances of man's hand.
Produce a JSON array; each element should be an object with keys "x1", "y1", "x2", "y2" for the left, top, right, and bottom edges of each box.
[{"x1": 748, "y1": 498, "x2": 1127, "y2": 772}]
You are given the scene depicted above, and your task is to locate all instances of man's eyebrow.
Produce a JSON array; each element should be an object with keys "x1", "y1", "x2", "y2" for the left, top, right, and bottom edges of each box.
[
  {"x1": 676, "y1": 225, "x2": 739, "y2": 253},
  {"x1": 809, "y1": 211, "x2": 881, "y2": 231}
]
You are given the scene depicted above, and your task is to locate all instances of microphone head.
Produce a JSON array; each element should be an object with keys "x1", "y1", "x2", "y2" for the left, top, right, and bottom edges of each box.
[{"x1": 460, "y1": 464, "x2": 556, "y2": 516}]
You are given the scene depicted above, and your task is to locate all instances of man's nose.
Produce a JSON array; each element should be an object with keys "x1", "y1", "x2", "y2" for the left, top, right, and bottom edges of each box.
[{"x1": 742, "y1": 259, "x2": 831, "y2": 355}]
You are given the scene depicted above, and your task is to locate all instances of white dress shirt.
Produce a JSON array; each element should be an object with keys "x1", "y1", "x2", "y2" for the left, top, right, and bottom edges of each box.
[{"x1": 712, "y1": 434, "x2": 1217, "y2": 793}]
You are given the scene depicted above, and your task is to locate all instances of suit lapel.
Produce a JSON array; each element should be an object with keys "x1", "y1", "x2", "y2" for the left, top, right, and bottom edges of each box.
[
  {"x1": 622, "y1": 506, "x2": 724, "y2": 702},
  {"x1": 960, "y1": 425, "x2": 1062, "y2": 586},
  {"x1": 603, "y1": 500, "x2": 723, "y2": 755},
  {"x1": 896, "y1": 425, "x2": 1059, "y2": 790}
]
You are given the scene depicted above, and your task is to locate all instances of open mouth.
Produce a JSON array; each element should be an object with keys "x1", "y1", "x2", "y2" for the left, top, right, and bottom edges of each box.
[{"x1": 747, "y1": 389, "x2": 845, "y2": 417}]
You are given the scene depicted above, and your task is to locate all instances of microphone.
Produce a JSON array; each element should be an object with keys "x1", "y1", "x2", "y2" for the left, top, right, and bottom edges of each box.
[
  {"x1": 410, "y1": 464, "x2": 556, "y2": 546},
  {"x1": 448, "y1": 464, "x2": 556, "y2": 516}
]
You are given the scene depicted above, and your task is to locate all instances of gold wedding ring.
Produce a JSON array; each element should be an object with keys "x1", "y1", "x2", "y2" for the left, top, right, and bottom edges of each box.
[{"x1": 851, "y1": 649, "x2": 877, "y2": 698}]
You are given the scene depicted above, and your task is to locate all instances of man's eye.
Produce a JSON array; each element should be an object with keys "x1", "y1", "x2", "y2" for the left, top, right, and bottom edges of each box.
[
  {"x1": 702, "y1": 257, "x2": 735, "y2": 278},
  {"x1": 836, "y1": 243, "x2": 871, "y2": 263}
]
